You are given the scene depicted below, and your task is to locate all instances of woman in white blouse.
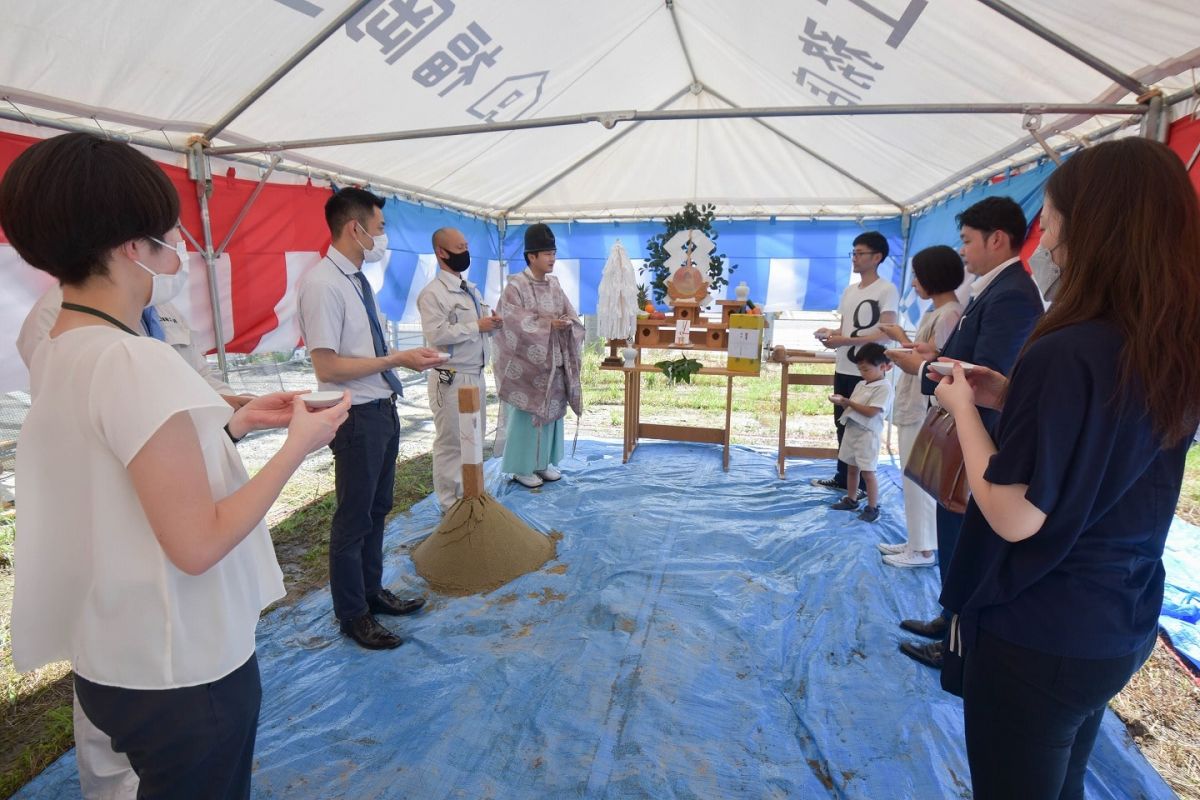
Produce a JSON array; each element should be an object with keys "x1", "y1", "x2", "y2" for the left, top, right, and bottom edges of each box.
[
  {"x1": 0, "y1": 133, "x2": 349, "y2": 798},
  {"x1": 879, "y1": 245, "x2": 964, "y2": 568}
]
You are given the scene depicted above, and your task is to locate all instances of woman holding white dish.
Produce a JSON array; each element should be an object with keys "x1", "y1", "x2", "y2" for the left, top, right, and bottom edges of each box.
[{"x1": 0, "y1": 132, "x2": 350, "y2": 799}]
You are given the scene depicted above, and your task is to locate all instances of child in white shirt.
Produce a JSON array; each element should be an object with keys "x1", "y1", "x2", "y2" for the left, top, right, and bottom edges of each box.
[{"x1": 829, "y1": 343, "x2": 893, "y2": 522}]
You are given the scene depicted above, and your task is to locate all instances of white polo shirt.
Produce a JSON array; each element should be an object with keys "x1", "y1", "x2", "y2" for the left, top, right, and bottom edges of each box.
[{"x1": 296, "y1": 246, "x2": 397, "y2": 404}]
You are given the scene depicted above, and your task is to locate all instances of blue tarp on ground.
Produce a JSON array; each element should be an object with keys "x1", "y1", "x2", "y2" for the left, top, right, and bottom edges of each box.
[
  {"x1": 18, "y1": 441, "x2": 1182, "y2": 799},
  {"x1": 1161, "y1": 515, "x2": 1200, "y2": 673}
]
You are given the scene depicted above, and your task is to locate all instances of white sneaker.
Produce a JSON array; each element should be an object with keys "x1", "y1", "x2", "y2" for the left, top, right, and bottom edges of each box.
[
  {"x1": 536, "y1": 465, "x2": 561, "y2": 482},
  {"x1": 513, "y1": 473, "x2": 543, "y2": 488},
  {"x1": 883, "y1": 550, "x2": 937, "y2": 568},
  {"x1": 876, "y1": 542, "x2": 907, "y2": 555}
]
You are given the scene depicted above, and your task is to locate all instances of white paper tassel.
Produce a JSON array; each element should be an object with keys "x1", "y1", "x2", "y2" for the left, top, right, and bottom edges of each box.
[{"x1": 596, "y1": 239, "x2": 639, "y2": 341}]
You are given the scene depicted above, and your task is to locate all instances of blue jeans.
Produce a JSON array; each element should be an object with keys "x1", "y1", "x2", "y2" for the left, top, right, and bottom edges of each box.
[
  {"x1": 330, "y1": 399, "x2": 399, "y2": 621},
  {"x1": 963, "y1": 627, "x2": 1155, "y2": 800}
]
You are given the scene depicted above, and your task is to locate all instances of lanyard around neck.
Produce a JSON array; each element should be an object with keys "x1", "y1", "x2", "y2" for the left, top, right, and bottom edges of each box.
[{"x1": 60, "y1": 302, "x2": 140, "y2": 336}]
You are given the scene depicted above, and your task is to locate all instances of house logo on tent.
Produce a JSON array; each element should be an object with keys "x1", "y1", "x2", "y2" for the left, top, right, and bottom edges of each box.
[{"x1": 467, "y1": 71, "x2": 547, "y2": 124}]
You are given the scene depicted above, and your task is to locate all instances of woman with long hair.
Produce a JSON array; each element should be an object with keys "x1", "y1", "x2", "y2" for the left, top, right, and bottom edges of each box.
[
  {"x1": 932, "y1": 136, "x2": 1200, "y2": 799},
  {"x1": 0, "y1": 132, "x2": 350, "y2": 798}
]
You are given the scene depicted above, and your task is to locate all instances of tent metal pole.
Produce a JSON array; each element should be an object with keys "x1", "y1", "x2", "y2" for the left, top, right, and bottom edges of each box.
[
  {"x1": 0, "y1": 106, "x2": 500, "y2": 220},
  {"x1": 664, "y1": 0, "x2": 699, "y2": 85},
  {"x1": 203, "y1": 0, "x2": 374, "y2": 141},
  {"x1": 0, "y1": 108, "x2": 189, "y2": 153},
  {"x1": 1141, "y1": 94, "x2": 1169, "y2": 143},
  {"x1": 206, "y1": 102, "x2": 1145, "y2": 156},
  {"x1": 704, "y1": 87, "x2": 904, "y2": 210},
  {"x1": 897, "y1": 210, "x2": 913, "y2": 315},
  {"x1": 505, "y1": 86, "x2": 693, "y2": 215},
  {"x1": 190, "y1": 142, "x2": 230, "y2": 378},
  {"x1": 904, "y1": 115, "x2": 1137, "y2": 210},
  {"x1": 216, "y1": 156, "x2": 282, "y2": 257},
  {"x1": 1165, "y1": 84, "x2": 1200, "y2": 107},
  {"x1": 973, "y1": 0, "x2": 1146, "y2": 95}
]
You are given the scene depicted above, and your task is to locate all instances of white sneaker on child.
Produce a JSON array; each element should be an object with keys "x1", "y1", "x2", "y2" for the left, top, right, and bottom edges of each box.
[
  {"x1": 883, "y1": 550, "x2": 937, "y2": 568},
  {"x1": 876, "y1": 542, "x2": 907, "y2": 555},
  {"x1": 536, "y1": 465, "x2": 561, "y2": 482}
]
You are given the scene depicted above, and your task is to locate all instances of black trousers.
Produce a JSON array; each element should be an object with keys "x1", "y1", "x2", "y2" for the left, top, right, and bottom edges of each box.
[
  {"x1": 935, "y1": 504, "x2": 966, "y2": 619},
  {"x1": 962, "y1": 628, "x2": 1155, "y2": 800},
  {"x1": 74, "y1": 653, "x2": 261, "y2": 800},
  {"x1": 831, "y1": 371, "x2": 863, "y2": 487},
  {"x1": 330, "y1": 398, "x2": 400, "y2": 621}
]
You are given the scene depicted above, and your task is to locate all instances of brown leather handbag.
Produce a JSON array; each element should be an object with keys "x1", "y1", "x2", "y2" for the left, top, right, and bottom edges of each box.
[{"x1": 903, "y1": 405, "x2": 968, "y2": 514}]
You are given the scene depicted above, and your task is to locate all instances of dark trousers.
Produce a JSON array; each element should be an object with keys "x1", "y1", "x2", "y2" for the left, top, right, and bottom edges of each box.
[
  {"x1": 831, "y1": 372, "x2": 863, "y2": 487},
  {"x1": 74, "y1": 653, "x2": 261, "y2": 800},
  {"x1": 935, "y1": 504, "x2": 965, "y2": 619},
  {"x1": 330, "y1": 399, "x2": 400, "y2": 621},
  {"x1": 963, "y1": 628, "x2": 1154, "y2": 800}
]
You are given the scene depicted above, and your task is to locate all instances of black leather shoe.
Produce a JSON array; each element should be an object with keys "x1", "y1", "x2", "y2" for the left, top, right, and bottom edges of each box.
[
  {"x1": 899, "y1": 615, "x2": 948, "y2": 640},
  {"x1": 368, "y1": 589, "x2": 426, "y2": 616},
  {"x1": 900, "y1": 640, "x2": 944, "y2": 669},
  {"x1": 339, "y1": 613, "x2": 403, "y2": 650}
]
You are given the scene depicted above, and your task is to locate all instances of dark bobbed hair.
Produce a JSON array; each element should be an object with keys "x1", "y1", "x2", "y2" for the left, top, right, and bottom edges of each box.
[
  {"x1": 0, "y1": 133, "x2": 179, "y2": 285},
  {"x1": 853, "y1": 231, "x2": 889, "y2": 259},
  {"x1": 1029, "y1": 137, "x2": 1200, "y2": 444},
  {"x1": 911, "y1": 245, "x2": 964, "y2": 295},
  {"x1": 955, "y1": 196, "x2": 1027, "y2": 251},
  {"x1": 851, "y1": 342, "x2": 889, "y2": 367},
  {"x1": 325, "y1": 187, "x2": 384, "y2": 236}
]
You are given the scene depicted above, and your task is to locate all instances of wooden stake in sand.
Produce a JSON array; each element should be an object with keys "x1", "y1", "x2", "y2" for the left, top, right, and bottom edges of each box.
[{"x1": 412, "y1": 386, "x2": 556, "y2": 595}]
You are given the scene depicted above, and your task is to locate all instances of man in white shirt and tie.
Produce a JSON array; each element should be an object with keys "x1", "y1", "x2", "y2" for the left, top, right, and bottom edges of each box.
[{"x1": 297, "y1": 188, "x2": 446, "y2": 650}]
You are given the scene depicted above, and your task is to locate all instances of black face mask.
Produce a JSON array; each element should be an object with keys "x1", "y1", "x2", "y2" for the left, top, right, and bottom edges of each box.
[{"x1": 444, "y1": 249, "x2": 471, "y2": 272}]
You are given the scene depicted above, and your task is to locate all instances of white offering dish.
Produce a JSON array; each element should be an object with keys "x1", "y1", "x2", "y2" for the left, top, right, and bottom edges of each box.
[
  {"x1": 928, "y1": 361, "x2": 975, "y2": 375},
  {"x1": 300, "y1": 391, "x2": 344, "y2": 409}
]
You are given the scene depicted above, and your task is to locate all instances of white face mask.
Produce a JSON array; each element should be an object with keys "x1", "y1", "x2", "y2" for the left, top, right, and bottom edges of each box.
[
  {"x1": 355, "y1": 223, "x2": 389, "y2": 263},
  {"x1": 1029, "y1": 244, "x2": 1060, "y2": 302},
  {"x1": 134, "y1": 237, "x2": 189, "y2": 307}
]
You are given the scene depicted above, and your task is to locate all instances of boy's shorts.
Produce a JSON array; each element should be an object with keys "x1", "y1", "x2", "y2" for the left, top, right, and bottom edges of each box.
[{"x1": 838, "y1": 421, "x2": 880, "y2": 471}]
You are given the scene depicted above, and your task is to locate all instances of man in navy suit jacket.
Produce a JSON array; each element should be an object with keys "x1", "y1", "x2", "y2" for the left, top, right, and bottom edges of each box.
[{"x1": 889, "y1": 197, "x2": 1044, "y2": 670}]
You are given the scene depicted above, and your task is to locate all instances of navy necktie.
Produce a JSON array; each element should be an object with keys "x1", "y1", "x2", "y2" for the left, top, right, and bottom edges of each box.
[{"x1": 353, "y1": 271, "x2": 404, "y2": 396}]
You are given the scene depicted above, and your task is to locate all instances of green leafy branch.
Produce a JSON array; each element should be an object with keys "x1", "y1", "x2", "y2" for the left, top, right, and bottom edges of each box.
[{"x1": 654, "y1": 356, "x2": 703, "y2": 385}]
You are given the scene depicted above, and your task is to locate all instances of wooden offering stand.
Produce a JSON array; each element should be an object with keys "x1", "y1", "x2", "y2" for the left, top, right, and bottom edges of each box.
[
  {"x1": 601, "y1": 299, "x2": 760, "y2": 471},
  {"x1": 772, "y1": 347, "x2": 838, "y2": 478}
]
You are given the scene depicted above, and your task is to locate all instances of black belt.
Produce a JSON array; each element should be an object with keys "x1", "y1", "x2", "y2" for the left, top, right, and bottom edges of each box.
[{"x1": 352, "y1": 394, "x2": 397, "y2": 409}]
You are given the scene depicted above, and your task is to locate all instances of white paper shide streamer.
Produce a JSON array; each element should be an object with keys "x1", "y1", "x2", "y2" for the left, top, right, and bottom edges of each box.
[{"x1": 596, "y1": 240, "x2": 639, "y2": 341}]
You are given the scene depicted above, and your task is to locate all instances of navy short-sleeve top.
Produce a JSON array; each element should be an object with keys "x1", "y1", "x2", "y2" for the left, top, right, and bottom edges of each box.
[{"x1": 939, "y1": 320, "x2": 1190, "y2": 659}]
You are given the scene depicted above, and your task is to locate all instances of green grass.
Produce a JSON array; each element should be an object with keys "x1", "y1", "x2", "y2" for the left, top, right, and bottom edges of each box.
[
  {"x1": 583, "y1": 339, "x2": 832, "y2": 426},
  {"x1": 0, "y1": 511, "x2": 13, "y2": 569}
]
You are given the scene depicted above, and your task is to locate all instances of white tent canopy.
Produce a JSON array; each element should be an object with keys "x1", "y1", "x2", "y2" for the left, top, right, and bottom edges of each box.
[{"x1": 1, "y1": 0, "x2": 1199, "y2": 219}]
